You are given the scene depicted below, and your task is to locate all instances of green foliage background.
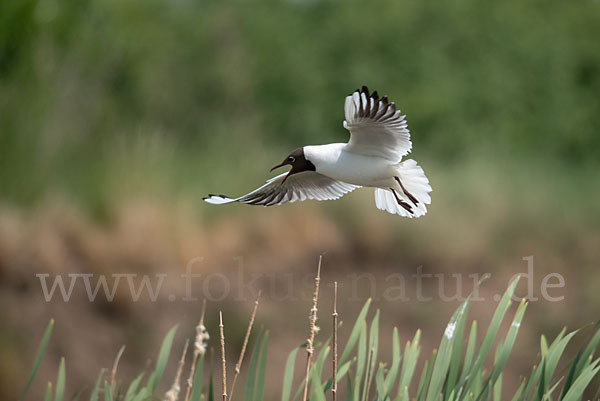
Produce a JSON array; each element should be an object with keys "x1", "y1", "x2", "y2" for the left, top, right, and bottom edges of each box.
[{"x1": 2, "y1": 0, "x2": 599, "y2": 214}]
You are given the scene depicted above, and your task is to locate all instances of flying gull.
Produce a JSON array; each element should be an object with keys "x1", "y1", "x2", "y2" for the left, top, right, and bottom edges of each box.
[{"x1": 204, "y1": 86, "x2": 432, "y2": 217}]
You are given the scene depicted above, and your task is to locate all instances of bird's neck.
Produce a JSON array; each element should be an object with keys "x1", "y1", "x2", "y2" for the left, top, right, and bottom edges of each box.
[{"x1": 303, "y1": 143, "x2": 346, "y2": 170}]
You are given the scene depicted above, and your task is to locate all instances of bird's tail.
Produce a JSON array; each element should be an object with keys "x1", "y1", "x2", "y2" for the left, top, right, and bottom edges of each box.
[{"x1": 374, "y1": 159, "x2": 432, "y2": 217}]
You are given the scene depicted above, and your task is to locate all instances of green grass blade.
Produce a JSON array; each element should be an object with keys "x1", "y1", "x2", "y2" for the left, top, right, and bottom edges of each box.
[
  {"x1": 461, "y1": 277, "x2": 520, "y2": 392},
  {"x1": 417, "y1": 350, "x2": 435, "y2": 401},
  {"x1": 477, "y1": 299, "x2": 528, "y2": 401},
  {"x1": 472, "y1": 367, "x2": 483, "y2": 399},
  {"x1": 426, "y1": 295, "x2": 471, "y2": 401},
  {"x1": 20, "y1": 319, "x2": 55, "y2": 401},
  {"x1": 315, "y1": 339, "x2": 332, "y2": 377},
  {"x1": 353, "y1": 322, "x2": 368, "y2": 401},
  {"x1": 383, "y1": 327, "x2": 402, "y2": 398},
  {"x1": 575, "y1": 324, "x2": 600, "y2": 372},
  {"x1": 209, "y1": 364, "x2": 215, "y2": 401},
  {"x1": 560, "y1": 324, "x2": 600, "y2": 400},
  {"x1": 521, "y1": 363, "x2": 544, "y2": 401},
  {"x1": 361, "y1": 310, "x2": 379, "y2": 401},
  {"x1": 189, "y1": 353, "x2": 206, "y2": 401},
  {"x1": 509, "y1": 380, "x2": 525, "y2": 401},
  {"x1": 89, "y1": 369, "x2": 104, "y2": 401},
  {"x1": 147, "y1": 325, "x2": 178, "y2": 395},
  {"x1": 462, "y1": 321, "x2": 478, "y2": 378},
  {"x1": 130, "y1": 388, "x2": 151, "y2": 401},
  {"x1": 281, "y1": 348, "x2": 299, "y2": 401},
  {"x1": 364, "y1": 310, "x2": 380, "y2": 401},
  {"x1": 444, "y1": 298, "x2": 471, "y2": 400},
  {"x1": 345, "y1": 374, "x2": 354, "y2": 401},
  {"x1": 369, "y1": 311, "x2": 380, "y2": 368},
  {"x1": 254, "y1": 332, "x2": 269, "y2": 401},
  {"x1": 560, "y1": 359, "x2": 600, "y2": 401},
  {"x1": 398, "y1": 330, "x2": 421, "y2": 399},
  {"x1": 544, "y1": 330, "x2": 577, "y2": 385},
  {"x1": 45, "y1": 382, "x2": 53, "y2": 401},
  {"x1": 104, "y1": 382, "x2": 114, "y2": 401},
  {"x1": 534, "y1": 359, "x2": 547, "y2": 401},
  {"x1": 244, "y1": 332, "x2": 263, "y2": 401},
  {"x1": 542, "y1": 377, "x2": 564, "y2": 400},
  {"x1": 493, "y1": 373, "x2": 502, "y2": 401},
  {"x1": 340, "y1": 299, "x2": 372, "y2": 366},
  {"x1": 324, "y1": 360, "x2": 353, "y2": 392},
  {"x1": 55, "y1": 357, "x2": 66, "y2": 401},
  {"x1": 541, "y1": 335, "x2": 549, "y2": 358},
  {"x1": 375, "y1": 365, "x2": 385, "y2": 396},
  {"x1": 122, "y1": 372, "x2": 144, "y2": 401},
  {"x1": 68, "y1": 387, "x2": 86, "y2": 401},
  {"x1": 401, "y1": 383, "x2": 410, "y2": 401},
  {"x1": 310, "y1": 363, "x2": 327, "y2": 401}
]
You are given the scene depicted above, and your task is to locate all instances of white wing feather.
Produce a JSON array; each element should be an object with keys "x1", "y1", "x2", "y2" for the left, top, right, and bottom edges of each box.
[
  {"x1": 343, "y1": 86, "x2": 412, "y2": 162},
  {"x1": 204, "y1": 171, "x2": 359, "y2": 206}
]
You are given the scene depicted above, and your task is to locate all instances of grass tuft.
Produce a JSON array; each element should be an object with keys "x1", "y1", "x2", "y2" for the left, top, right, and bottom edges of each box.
[{"x1": 21, "y1": 274, "x2": 600, "y2": 401}]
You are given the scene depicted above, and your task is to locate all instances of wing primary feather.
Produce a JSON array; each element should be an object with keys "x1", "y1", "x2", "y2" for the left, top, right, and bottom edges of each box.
[
  {"x1": 376, "y1": 102, "x2": 389, "y2": 119},
  {"x1": 370, "y1": 92, "x2": 379, "y2": 117},
  {"x1": 381, "y1": 105, "x2": 397, "y2": 122},
  {"x1": 361, "y1": 85, "x2": 370, "y2": 97},
  {"x1": 343, "y1": 87, "x2": 413, "y2": 161}
]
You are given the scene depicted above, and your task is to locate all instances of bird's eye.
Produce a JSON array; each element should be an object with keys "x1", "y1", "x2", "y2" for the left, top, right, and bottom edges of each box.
[{"x1": 288, "y1": 156, "x2": 295, "y2": 163}]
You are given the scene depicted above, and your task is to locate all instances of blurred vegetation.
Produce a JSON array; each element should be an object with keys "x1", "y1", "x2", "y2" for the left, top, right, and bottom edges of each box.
[
  {"x1": 2, "y1": 2, "x2": 600, "y2": 399},
  {"x1": 1, "y1": 0, "x2": 599, "y2": 218},
  {"x1": 20, "y1": 283, "x2": 600, "y2": 401}
]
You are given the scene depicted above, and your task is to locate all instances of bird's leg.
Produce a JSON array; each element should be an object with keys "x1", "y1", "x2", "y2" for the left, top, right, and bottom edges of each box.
[
  {"x1": 390, "y1": 188, "x2": 413, "y2": 214},
  {"x1": 394, "y1": 176, "x2": 419, "y2": 205}
]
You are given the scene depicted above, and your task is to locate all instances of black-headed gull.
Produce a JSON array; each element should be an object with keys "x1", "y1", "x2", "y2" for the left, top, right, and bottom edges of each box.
[{"x1": 204, "y1": 86, "x2": 432, "y2": 217}]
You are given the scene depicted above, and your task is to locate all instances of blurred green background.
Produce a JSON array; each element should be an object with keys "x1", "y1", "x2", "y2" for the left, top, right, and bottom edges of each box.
[{"x1": 1, "y1": 0, "x2": 599, "y2": 399}]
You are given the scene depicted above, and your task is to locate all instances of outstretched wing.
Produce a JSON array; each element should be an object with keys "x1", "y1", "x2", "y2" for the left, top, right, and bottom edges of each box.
[
  {"x1": 343, "y1": 86, "x2": 412, "y2": 162},
  {"x1": 203, "y1": 171, "x2": 359, "y2": 206}
]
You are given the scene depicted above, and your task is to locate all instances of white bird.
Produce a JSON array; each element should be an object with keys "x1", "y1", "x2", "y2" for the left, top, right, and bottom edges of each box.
[{"x1": 204, "y1": 86, "x2": 432, "y2": 217}]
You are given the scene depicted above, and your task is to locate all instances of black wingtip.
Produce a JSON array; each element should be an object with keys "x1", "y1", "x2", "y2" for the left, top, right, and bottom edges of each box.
[{"x1": 361, "y1": 85, "x2": 370, "y2": 97}]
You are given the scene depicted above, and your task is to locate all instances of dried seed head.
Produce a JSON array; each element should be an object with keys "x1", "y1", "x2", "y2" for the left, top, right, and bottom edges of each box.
[
  {"x1": 165, "y1": 383, "x2": 181, "y2": 401},
  {"x1": 164, "y1": 340, "x2": 189, "y2": 401},
  {"x1": 195, "y1": 323, "x2": 210, "y2": 355}
]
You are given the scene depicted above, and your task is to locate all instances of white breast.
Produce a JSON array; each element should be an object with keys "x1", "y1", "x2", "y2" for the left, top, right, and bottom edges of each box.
[{"x1": 304, "y1": 144, "x2": 397, "y2": 187}]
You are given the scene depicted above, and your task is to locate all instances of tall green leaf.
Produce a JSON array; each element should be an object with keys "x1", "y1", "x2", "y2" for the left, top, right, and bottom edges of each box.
[
  {"x1": 55, "y1": 357, "x2": 66, "y2": 401},
  {"x1": 189, "y1": 354, "x2": 206, "y2": 401},
  {"x1": 281, "y1": 348, "x2": 299, "y2": 401},
  {"x1": 254, "y1": 332, "x2": 269, "y2": 401},
  {"x1": 45, "y1": 382, "x2": 53, "y2": 401},
  {"x1": 20, "y1": 319, "x2": 54, "y2": 401},
  {"x1": 243, "y1": 332, "x2": 263, "y2": 401},
  {"x1": 89, "y1": 369, "x2": 104, "y2": 401},
  {"x1": 340, "y1": 299, "x2": 372, "y2": 366},
  {"x1": 147, "y1": 325, "x2": 178, "y2": 394},
  {"x1": 104, "y1": 382, "x2": 114, "y2": 401},
  {"x1": 122, "y1": 372, "x2": 144, "y2": 401},
  {"x1": 426, "y1": 296, "x2": 471, "y2": 401}
]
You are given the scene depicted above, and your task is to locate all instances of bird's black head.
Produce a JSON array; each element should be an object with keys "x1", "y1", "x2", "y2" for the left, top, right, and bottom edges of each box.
[{"x1": 271, "y1": 147, "x2": 316, "y2": 183}]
